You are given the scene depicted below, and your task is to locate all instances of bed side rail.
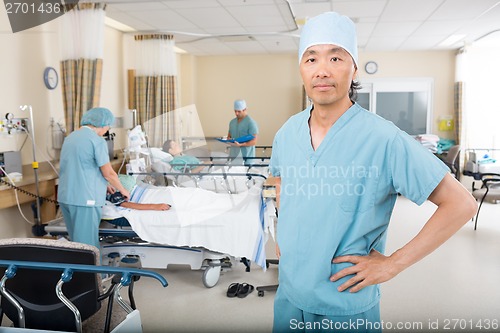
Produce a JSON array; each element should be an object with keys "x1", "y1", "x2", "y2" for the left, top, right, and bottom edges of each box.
[
  {"x1": 131, "y1": 171, "x2": 267, "y2": 180},
  {"x1": 131, "y1": 172, "x2": 267, "y2": 193},
  {"x1": 196, "y1": 156, "x2": 271, "y2": 164},
  {"x1": 167, "y1": 163, "x2": 269, "y2": 172}
]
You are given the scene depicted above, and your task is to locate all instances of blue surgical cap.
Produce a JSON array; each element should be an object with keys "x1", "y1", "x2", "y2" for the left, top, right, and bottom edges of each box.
[
  {"x1": 234, "y1": 99, "x2": 247, "y2": 111},
  {"x1": 80, "y1": 107, "x2": 115, "y2": 128},
  {"x1": 298, "y1": 12, "x2": 358, "y2": 67}
]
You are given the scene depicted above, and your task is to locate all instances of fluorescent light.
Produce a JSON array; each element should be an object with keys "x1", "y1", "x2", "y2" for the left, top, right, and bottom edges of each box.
[
  {"x1": 104, "y1": 17, "x2": 187, "y2": 54},
  {"x1": 105, "y1": 17, "x2": 135, "y2": 32},
  {"x1": 439, "y1": 34, "x2": 466, "y2": 47},
  {"x1": 174, "y1": 46, "x2": 187, "y2": 54}
]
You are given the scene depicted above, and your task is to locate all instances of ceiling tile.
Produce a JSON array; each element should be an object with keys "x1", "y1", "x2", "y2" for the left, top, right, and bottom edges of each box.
[
  {"x1": 398, "y1": 35, "x2": 449, "y2": 50},
  {"x1": 106, "y1": 11, "x2": 156, "y2": 31},
  {"x1": 162, "y1": 0, "x2": 221, "y2": 9},
  {"x1": 372, "y1": 21, "x2": 422, "y2": 37},
  {"x1": 176, "y1": 7, "x2": 240, "y2": 29},
  {"x1": 365, "y1": 36, "x2": 407, "y2": 51},
  {"x1": 108, "y1": 2, "x2": 168, "y2": 11},
  {"x1": 127, "y1": 9, "x2": 199, "y2": 31},
  {"x1": 380, "y1": 0, "x2": 443, "y2": 21},
  {"x1": 329, "y1": 1, "x2": 387, "y2": 18},
  {"x1": 289, "y1": 2, "x2": 332, "y2": 20},
  {"x1": 412, "y1": 20, "x2": 467, "y2": 37},
  {"x1": 430, "y1": 0, "x2": 500, "y2": 20}
]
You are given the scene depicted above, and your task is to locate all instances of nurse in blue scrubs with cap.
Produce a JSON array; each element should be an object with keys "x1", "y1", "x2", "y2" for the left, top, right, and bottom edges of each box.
[
  {"x1": 269, "y1": 12, "x2": 477, "y2": 332},
  {"x1": 226, "y1": 99, "x2": 259, "y2": 161},
  {"x1": 58, "y1": 107, "x2": 131, "y2": 249}
]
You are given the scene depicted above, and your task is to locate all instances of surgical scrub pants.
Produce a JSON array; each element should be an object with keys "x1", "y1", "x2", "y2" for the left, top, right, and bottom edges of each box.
[
  {"x1": 60, "y1": 203, "x2": 101, "y2": 250},
  {"x1": 273, "y1": 287, "x2": 382, "y2": 333}
]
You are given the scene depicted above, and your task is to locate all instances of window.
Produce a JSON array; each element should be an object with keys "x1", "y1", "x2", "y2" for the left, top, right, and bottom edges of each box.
[{"x1": 357, "y1": 78, "x2": 434, "y2": 135}]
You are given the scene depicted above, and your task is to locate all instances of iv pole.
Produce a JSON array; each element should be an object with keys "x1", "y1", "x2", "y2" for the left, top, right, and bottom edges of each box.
[{"x1": 20, "y1": 105, "x2": 42, "y2": 233}]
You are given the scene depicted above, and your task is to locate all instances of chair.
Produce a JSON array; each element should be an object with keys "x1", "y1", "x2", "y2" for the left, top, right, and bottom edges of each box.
[
  {"x1": 0, "y1": 238, "x2": 134, "y2": 332},
  {"x1": 471, "y1": 173, "x2": 500, "y2": 230},
  {"x1": 442, "y1": 145, "x2": 460, "y2": 179}
]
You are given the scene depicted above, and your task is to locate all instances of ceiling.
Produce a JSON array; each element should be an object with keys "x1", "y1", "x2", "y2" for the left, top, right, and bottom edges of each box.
[{"x1": 104, "y1": 0, "x2": 500, "y2": 56}]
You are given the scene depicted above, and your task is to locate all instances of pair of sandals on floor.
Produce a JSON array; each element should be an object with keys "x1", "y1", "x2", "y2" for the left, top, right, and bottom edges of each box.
[{"x1": 226, "y1": 282, "x2": 254, "y2": 298}]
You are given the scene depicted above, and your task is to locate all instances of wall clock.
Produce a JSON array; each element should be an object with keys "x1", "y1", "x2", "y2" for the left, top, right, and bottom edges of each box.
[
  {"x1": 43, "y1": 66, "x2": 58, "y2": 90},
  {"x1": 365, "y1": 61, "x2": 378, "y2": 75}
]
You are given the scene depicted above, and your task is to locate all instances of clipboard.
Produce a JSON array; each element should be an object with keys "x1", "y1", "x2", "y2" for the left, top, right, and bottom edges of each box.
[{"x1": 216, "y1": 135, "x2": 255, "y2": 143}]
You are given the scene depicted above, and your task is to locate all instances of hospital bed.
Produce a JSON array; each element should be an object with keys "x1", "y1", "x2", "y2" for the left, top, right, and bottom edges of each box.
[{"x1": 47, "y1": 167, "x2": 276, "y2": 288}]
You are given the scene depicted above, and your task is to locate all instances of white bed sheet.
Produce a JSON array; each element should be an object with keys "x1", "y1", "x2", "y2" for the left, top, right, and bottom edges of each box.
[{"x1": 102, "y1": 184, "x2": 275, "y2": 269}]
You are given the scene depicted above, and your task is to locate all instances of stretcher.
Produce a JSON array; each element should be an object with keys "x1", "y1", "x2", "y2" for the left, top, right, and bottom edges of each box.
[{"x1": 46, "y1": 170, "x2": 276, "y2": 288}]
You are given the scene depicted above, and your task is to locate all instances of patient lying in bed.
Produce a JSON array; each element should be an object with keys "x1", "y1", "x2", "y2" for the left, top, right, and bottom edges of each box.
[
  {"x1": 163, "y1": 140, "x2": 212, "y2": 173},
  {"x1": 104, "y1": 175, "x2": 171, "y2": 227},
  {"x1": 103, "y1": 174, "x2": 272, "y2": 268}
]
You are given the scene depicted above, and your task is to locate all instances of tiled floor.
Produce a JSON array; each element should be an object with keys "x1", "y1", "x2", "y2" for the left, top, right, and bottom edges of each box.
[{"x1": 131, "y1": 196, "x2": 500, "y2": 332}]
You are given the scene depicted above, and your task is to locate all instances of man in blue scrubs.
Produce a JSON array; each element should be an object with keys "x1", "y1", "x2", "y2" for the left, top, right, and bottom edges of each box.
[
  {"x1": 269, "y1": 12, "x2": 477, "y2": 332},
  {"x1": 227, "y1": 99, "x2": 259, "y2": 161},
  {"x1": 58, "y1": 107, "x2": 131, "y2": 249}
]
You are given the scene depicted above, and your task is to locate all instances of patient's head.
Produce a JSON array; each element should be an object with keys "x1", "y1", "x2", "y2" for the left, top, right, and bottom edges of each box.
[{"x1": 162, "y1": 140, "x2": 182, "y2": 156}]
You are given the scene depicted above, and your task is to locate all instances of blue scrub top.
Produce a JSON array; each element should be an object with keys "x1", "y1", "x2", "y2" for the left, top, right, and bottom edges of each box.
[
  {"x1": 58, "y1": 126, "x2": 110, "y2": 207},
  {"x1": 270, "y1": 103, "x2": 449, "y2": 316},
  {"x1": 228, "y1": 115, "x2": 259, "y2": 158}
]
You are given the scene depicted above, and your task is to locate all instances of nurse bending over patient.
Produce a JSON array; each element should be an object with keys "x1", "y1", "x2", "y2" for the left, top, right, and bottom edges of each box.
[{"x1": 58, "y1": 107, "x2": 131, "y2": 249}]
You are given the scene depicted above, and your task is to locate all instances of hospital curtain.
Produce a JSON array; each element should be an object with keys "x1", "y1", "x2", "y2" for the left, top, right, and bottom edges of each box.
[
  {"x1": 59, "y1": 3, "x2": 106, "y2": 133},
  {"x1": 454, "y1": 48, "x2": 467, "y2": 147},
  {"x1": 132, "y1": 34, "x2": 180, "y2": 147},
  {"x1": 454, "y1": 48, "x2": 467, "y2": 179}
]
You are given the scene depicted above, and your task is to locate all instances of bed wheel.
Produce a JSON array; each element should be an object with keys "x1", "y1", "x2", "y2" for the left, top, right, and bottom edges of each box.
[
  {"x1": 258, "y1": 290, "x2": 265, "y2": 297},
  {"x1": 202, "y1": 264, "x2": 221, "y2": 288}
]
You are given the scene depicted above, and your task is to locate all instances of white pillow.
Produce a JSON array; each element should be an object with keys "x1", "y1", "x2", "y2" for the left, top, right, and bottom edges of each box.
[
  {"x1": 149, "y1": 147, "x2": 174, "y2": 163},
  {"x1": 151, "y1": 161, "x2": 172, "y2": 173}
]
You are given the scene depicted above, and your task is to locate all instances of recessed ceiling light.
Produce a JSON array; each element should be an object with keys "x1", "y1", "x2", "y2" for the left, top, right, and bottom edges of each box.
[
  {"x1": 104, "y1": 16, "x2": 135, "y2": 32},
  {"x1": 439, "y1": 34, "x2": 466, "y2": 47}
]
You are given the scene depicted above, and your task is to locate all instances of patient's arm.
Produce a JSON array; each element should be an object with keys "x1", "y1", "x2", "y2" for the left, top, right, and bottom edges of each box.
[{"x1": 120, "y1": 202, "x2": 171, "y2": 211}]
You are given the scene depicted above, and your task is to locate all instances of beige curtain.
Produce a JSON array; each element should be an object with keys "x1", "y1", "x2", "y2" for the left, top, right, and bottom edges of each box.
[
  {"x1": 61, "y1": 59, "x2": 103, "y2": 133},
  {"x1": 60, "y1": 3, "x2": 106, "y2": 132},
  {"x1": 132, "y1": 34, "x2": 180, "y2": 147},
  {"x1": 453, "y1": 81, "x2": 463, "y2": 145}
]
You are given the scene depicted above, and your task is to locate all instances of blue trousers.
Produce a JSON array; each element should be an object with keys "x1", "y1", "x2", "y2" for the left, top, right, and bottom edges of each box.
[
  {"x1": 273, "y1": 287, "x2": 382, "y2": 333},
  {"x1": 60, "y1": 203, "x2": 101, "y2": 250}
]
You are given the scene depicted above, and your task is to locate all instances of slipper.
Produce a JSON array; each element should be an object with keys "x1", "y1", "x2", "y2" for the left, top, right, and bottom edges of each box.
[
  {"x1": 226, "y1": 282, "x2": 240, "y2": 298},
  {"x1": 237, "y1": 283, "x2": 254, "y2": 298}
]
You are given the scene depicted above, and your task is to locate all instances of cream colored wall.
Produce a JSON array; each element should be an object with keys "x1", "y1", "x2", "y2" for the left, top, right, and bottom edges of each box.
[
  {"x1": 102, "y1": 27, "x2": 128, "y2": 150},
  {"x1": 193, "y1": 54, "x2": 302, "y2": 146}
]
